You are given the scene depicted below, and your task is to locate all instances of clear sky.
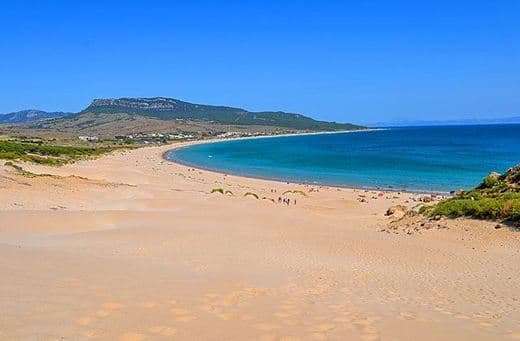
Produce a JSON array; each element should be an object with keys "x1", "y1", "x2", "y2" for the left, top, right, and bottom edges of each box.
[{"x1": 0, "y1": 1, "x2": 518, "y2": 124}]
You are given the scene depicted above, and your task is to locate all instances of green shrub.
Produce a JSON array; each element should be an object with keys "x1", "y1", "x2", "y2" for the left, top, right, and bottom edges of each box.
[
  {"x1": 504, "y1": 200, "x2": 520, "y2": 221},
  {"x1": 427, "y1": 165, "x2": 520, "y2": 223},
  {"x1": 418, "y1": 205, "x2": 434, "y2": 215},
  {"x1": 430, "y1": 196, "x2": 520, "y2": 222},
  {"x1": 0, "y1": 151, "x2": 19, "y2": 160},
  {"x1": 0, "y1": 140, "x2": 114, "y2": 165},
  {"x1": 510, "y1": 202, "x2": 520, "y2": 221},
  {"x1": 480, "y1": 174, "x2": 499, "y2": 188}
]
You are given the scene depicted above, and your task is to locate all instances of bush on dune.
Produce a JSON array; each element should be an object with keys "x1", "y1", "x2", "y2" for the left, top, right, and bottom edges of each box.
[
  {"x1": 426, "y1": 165, "x2": 520, "y2": 223},
  {"x1": 0, "y1": 140, "x2": 114, "y2": 165}
]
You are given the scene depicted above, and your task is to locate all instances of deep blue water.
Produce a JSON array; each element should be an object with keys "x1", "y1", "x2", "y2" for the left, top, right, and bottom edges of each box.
[{"x1": 166, "y1": 125, "x2": 520, "y2": 192}]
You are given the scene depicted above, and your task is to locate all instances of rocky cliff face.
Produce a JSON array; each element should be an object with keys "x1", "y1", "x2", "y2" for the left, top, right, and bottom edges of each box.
[
  {"x1": 501, "y1": 164, "x2": 520, "y2": 187},
  {"x1": 89, "y1": 97, "x2": 205, "y2": 111}
]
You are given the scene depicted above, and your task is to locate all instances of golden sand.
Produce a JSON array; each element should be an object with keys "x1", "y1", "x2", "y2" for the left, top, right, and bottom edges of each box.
[{"x1": 1, "y1": 142, "x2": 519, "y2": 340}]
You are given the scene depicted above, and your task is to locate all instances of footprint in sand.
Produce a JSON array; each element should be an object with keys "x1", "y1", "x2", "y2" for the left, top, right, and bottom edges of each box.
[
  {"x1": 217, "y1": 312, "x2": 236, "y2": 320},
  {"x1": 283, "y1": 319, "x2": 298, "y2": 326},
  {"x1": 118, "y1": 333, "x2": 146, "y2": 341},
  {"x1": 77, "y1": 317, "x2": 92, "y2": 326},
  {"x1": 170, "y1": 307, "x2": 197, "y2": 322},
  {"x1": 215, "y1": 299, "x2": 233, "y2": 307},
  {"x1": 241, "y1": 314, "x2": 254, "y2": 321},
  {"x1": 361, "y1": 325, "x2": 379, "y2": 336},
  {"x1": 352, "y1": 318, "x2": 373, "y2": 327},
  {"x1": 142, "y1": 301, "x2": 158, "y2": 308},
  {"x1": 361, "y1": 333, "x2": 380, "y2": 341},
  {"x1": 254, "y1": 323, "x2": 279, "y2": 331},
  {"x1": 328, "y1": 304, "x2": 345, "y2": 310},
  {"x1": 309, "y1": 323, "x2": 336, "y2": 332},
  {"x1": 434, "y1": 307, "x2": 453, "y2": 316},
  {"x1": 279, "y1": 336, "x2": 301, "y2": 341},
  {"x1": 149, "y1": 325, "x2": 177, "y2": 336},
  {"x1": 333, "y1": 316, "x2": 351, "y2": 323},
  {"x1": 509, "y1": 332, "x2": 520, "y2": 340},
  {"x1": 280, "y1": 304, "x2": 296, "y2": 310},
  {"x1": 80, "y1": 330, "x2": 97, "y2": 338},
  {"x1": 103, "y1": 302, "x2": 124, "y2": 310},
  {"x1": 176, "y1": 315, "x2": 198, "y2": 322},
  {"x1": 273, "y1": 311, "x2": 292, "y2": 318},
  {"x1": 398, "y1": 312, "x2": 415, "y2": 320},
  {"x1": 170, "y1": 308, "x2": 190, "y2": 315},
  {"x1": 96, "y1": 310, "x2": 111, "y2": 317},
  {"x1": 199, "y1": 304, "x2": 214, "y2": 312}
]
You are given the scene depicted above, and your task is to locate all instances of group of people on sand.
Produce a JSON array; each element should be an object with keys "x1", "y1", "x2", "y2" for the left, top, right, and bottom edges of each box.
[{"x1": 278, "y1": 197, "x2": 296, "y2": 206}]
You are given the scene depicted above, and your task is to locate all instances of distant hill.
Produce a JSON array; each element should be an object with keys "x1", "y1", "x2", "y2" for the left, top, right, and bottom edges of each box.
[
  {"x1": 80, "y1": 97, "x2": 362, "y2": 131},
  {"x1": 0, "y1": 109, "x2": 70, "y2": 124},
  {"x1": 0, "y1": 97, "x2": 363, "y2": 139},
  {"x1": 370, "y1": 116, "x2": 520, "y2": 127}
]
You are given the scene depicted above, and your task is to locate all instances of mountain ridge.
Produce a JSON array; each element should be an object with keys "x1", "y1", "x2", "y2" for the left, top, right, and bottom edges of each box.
[
  {"x1": 80, "y1": 97, "x2": 362, "y2": 131},
  {"x1": 0, "y1": 109, "x2": 71, "y2": 124}
]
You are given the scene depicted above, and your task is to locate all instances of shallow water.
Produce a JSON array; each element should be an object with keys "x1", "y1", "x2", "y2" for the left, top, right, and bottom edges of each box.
[{"x1": 167, "y1": 125, "x2": 520, "y2": 192}]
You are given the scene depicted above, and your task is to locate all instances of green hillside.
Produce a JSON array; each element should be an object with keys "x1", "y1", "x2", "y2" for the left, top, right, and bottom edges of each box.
[{"x1": 80, "y1": 97, "x2": 363, "y2": 131}]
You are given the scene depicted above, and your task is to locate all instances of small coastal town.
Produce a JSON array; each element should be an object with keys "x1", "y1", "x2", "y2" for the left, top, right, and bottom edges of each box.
[{"x1": 82, "y1": 131, "x2": 265, "y2": 145}]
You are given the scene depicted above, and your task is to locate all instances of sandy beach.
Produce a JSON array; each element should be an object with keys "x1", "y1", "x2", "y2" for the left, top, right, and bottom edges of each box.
[{"x1": 1, "y1": 141, "x2": 519, "y2": 340}]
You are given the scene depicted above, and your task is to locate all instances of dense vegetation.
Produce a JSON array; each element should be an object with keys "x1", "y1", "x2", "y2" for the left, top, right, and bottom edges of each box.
[
  {"x1": 0, "y1": 140, "x2": 113, "y2": 165},
  {"x1": 81, "y1": 97, "x2": 364, "y2": 131},
  {"x1": 423, "y1": 165, "x2": 520, "y2": 222}
]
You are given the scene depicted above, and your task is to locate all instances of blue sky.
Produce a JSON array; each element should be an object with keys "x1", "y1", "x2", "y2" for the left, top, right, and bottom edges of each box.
[{"x1": 0, "y1": 1, "x2": 518, "y2": 124}]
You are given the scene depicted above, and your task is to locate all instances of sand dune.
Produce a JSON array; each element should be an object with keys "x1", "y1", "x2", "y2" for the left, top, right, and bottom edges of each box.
[{"x1": 1, "y1": 142, "x2": 519, "y2": 340}]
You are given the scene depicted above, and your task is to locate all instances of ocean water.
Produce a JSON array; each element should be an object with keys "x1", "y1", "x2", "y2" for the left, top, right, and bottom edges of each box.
[{"x1": 166, "y1": 125, "x2": 520, "y2": 192}]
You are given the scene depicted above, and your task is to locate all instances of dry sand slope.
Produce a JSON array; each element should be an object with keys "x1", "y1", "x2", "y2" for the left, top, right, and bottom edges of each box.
[{"x1": 1, "y1": 142, "x2": 519, "y2": 340}]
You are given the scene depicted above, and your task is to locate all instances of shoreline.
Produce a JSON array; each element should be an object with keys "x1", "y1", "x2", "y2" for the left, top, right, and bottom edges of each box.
[
  {"x1": 1, "y1": 138, "x2": 519, "y2": 340},
  {"x1": 161, "y1": 132, "x2": 451, "y2": 196}
]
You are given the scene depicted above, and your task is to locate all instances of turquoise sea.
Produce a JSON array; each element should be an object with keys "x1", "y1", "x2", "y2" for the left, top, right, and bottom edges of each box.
[{"x1": 166, "y1": 125, "x2": 520, "y2": 193}]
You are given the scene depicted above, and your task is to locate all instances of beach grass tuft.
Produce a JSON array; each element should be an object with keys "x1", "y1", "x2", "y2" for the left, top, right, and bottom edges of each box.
[{"x1": 4, "y1": 161, "x2": 56, "y2": 178}]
